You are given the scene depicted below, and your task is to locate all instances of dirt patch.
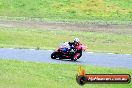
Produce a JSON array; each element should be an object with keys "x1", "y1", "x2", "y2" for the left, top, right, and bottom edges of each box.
[{"x1": 0, "y1": 20, "x2": 132, "y2": 34}]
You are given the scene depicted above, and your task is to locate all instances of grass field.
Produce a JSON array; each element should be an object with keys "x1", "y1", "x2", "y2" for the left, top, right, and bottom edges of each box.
[
  {"x1": 0, "y1": 60, "x2": 131, "y2": 88},
  {"x1": 0, "y1": 0, "x2": 131, "y2": 22},
  {"x1": 0, "y1": 27, "x2": 132, "y2": 54}
]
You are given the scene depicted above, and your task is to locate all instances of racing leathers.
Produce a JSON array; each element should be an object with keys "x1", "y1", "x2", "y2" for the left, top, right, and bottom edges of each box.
[{"x1": 68, "y1": 42, "x2": 82, "y2": 59}]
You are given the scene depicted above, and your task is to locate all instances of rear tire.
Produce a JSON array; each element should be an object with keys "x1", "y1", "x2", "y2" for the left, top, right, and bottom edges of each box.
[{"x1": 51, "y1": 52, "x2": 57, "y2": 59}]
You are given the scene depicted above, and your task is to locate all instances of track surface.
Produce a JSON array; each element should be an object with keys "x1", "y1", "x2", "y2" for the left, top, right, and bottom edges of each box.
[{"x1": 0, "y1": 48, "x2": 132, "y2": 69}]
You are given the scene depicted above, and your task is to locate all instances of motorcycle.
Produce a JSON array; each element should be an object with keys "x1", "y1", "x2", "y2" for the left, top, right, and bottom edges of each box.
[{"x1": 51, "y1": 43, "x2": 87, "y2": 61}]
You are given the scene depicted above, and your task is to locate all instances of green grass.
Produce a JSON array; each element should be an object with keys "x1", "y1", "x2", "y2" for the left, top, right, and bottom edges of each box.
[
  {"x1": 0, "y1": 60, "x2": 131, "y2": 88},
  {"x1": 0, "y1": 0, "x2": 131, "y2": 22},
  {"x1": 0, "y1": 27, "x2": 132, "y2": 54}
]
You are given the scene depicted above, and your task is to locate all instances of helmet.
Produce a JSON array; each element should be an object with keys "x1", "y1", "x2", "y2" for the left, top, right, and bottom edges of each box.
[{"x1": 73, "y1": 38, "x2": 80, "y2": 43}]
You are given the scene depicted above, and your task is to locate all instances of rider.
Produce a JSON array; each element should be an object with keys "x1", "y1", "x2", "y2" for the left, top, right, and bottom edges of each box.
[
  {"x1": 61, "y1": 38, "x2": 81, "y2": 53},
  {"x1": 69, "y1": 38, "x2": 82, "y2": 60},
  {"x1": 68, "y1": 38, "x2": 81, "y2": 51}
]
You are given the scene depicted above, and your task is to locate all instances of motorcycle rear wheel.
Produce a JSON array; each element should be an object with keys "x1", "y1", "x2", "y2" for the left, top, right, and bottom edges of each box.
[{"x1": 51, "y1": 52, "x2": 58, "y2": 59}]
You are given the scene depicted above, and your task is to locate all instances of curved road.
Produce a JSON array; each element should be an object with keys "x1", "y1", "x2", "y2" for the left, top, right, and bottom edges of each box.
[{"x1": 0, "y1": 48, "x2": 132, "y2": 69}]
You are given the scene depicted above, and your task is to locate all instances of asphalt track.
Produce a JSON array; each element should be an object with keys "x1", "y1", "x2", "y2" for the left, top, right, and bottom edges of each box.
[{"x1": 0, "y1": 48, "x2": 132, "y2": 69}]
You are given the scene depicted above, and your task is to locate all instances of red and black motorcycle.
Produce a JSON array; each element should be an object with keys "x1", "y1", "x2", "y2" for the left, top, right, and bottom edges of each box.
[{"x1": 51, "y1": 43, "x2": 87, "y2": 61}]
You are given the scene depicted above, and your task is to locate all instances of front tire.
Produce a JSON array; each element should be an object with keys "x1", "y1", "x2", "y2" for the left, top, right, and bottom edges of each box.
[
  {"x1": 71, "y1": 57, "x2": 77, "y2": 61},
  {"x1": 77, "y1": 52, "x2": 82, "y2": 59}
]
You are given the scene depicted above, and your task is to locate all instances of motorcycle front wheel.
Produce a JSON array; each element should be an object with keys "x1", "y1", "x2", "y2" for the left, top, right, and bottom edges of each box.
[{"x1": 71, "y1": 57, "x2": 77, "y2": 61}]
